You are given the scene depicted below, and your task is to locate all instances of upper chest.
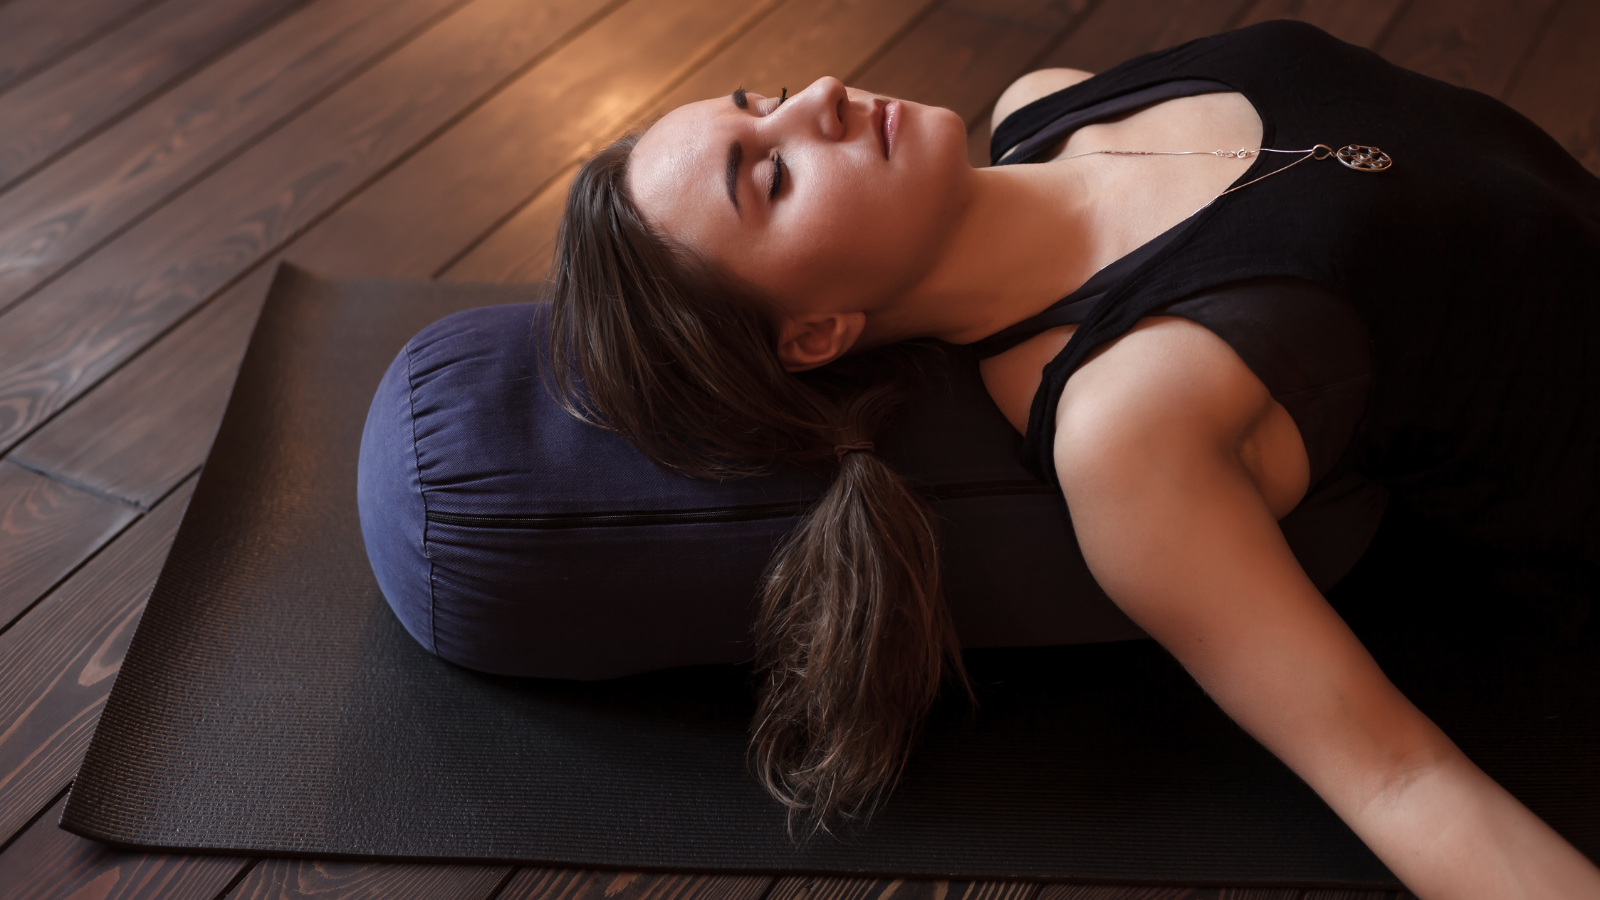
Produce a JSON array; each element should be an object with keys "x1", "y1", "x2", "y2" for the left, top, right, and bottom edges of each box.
[
  {"x1": 979, "y1": 92, "x2": 1265, "y2": 431},
  {"x1": 1052, "y1": 91, "x2": 1263, "y2": 273}
]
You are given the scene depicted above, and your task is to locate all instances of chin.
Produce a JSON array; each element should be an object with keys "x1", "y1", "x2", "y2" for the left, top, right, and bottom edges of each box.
[{"x1": 907, "y1": 102, "x2": 977, "y2": 203}]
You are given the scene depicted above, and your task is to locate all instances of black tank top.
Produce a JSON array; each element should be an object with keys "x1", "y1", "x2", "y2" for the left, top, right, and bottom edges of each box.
[
  {"x1": 974, "y1": 21, "x2": 1600, "y2": 570},
  {"x1": 975, "y1": 78, "x2": 1372, "y2": 490}
]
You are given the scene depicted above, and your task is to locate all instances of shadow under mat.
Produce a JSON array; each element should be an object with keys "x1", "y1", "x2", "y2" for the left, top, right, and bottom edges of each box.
[{"x1": 61, "y1": 265, "x2": 1598, "y2": 887}]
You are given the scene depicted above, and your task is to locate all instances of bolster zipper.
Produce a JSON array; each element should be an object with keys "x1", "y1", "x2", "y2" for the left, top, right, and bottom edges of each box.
[{"x1": 422, "y1": 479, "x2": 1053, "y2": 530}]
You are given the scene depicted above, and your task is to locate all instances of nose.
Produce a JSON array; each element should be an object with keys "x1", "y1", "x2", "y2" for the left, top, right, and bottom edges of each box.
[{"x1": 777, "y1": 75, "x2": 848, "y2": 141}]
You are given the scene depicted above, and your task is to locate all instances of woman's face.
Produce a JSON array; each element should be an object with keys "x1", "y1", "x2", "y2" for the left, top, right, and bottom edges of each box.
[{"x1": 628, "y1": 77, "x2": 972, "y2": 321}]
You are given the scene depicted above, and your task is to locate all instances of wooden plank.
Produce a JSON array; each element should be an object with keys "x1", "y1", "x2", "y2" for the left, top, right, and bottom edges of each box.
[
  {"x1": 0, "y1": 793, "x2": 250, "y2": 900},
  {"x1": 854, "y1": 0, "x2": 1092, "y2": 126},
  {"x1": 439, "y1": 165, "x2": 573, "y2": 283},
  {"x1": 0, "y1": 0, "x2": 310, "y2": 192},
  {"x1": 11, "y1": 0, "x2": 768, "y2": 503},
  {"x1": 0, "y1": 0, "x2": 470, "y2": 313},
  {"x1": 446, "y1": 0, "x2": 937, "y2": 283},
  {"x1": 284, "y1": 0, "x2": 778, "y2": 279},
  {"x1": 1235, "y1": 0, "x2": 1411, "y2": 48},
  {"x1": 0, "y1": 459, "x2": 139, "y2": 631},
  {"x1": 224, "y1": 858, "x2": 511, "y2": 900},
  {"x1": 0, "y1": 477, "x2": 194, "y2": 848},
  {"x1": 1037, "y1": 888, "x2": 1301, "y2": 900},
  {"x1": 767, "y1": 876, "x2": 1038, "y2": 900},
  {"x1": 1375, "y1": 0, "x2": 1561, "y2": 97},
  {"x1": 0, "y1": 0, "x2": 160, "y2": 96},
  {"x1": 650, "y1": 0, "x2": 937, "y2": 114},
  {"x1": 497, "y1": 868, "x2": 773, "y2": 900},
  {"x1": 1500, "y1": 0, "x2": 1600, "y2": 175},
  {"x1": 0, "y1": 0, "x2": 620, "y2": 456},
  {"x1": 10, "y1": 268, "x2": 270, "y2": 508},
  {"x1": 1032, "y1": 0, "x2": 1255, "y2": 74}
]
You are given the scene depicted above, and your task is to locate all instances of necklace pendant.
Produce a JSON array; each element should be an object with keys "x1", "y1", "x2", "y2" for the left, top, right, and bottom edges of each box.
[{"x1": 1335, "y1": 144, "x2": 1392, "y2": 172}]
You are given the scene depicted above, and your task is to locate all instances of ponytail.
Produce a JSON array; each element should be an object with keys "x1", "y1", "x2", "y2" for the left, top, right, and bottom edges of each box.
[
  {"x1": 550, "y1": 133, "x2": 970, "y2": 832},
  {"x1": 754, "y1": 432, "x2": 969, "y2": 831}
]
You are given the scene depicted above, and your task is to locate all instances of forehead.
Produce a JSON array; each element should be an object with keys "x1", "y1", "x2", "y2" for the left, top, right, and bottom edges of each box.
[{"x1": 629, "y1": 97, "x2": 735, "y2": 236}]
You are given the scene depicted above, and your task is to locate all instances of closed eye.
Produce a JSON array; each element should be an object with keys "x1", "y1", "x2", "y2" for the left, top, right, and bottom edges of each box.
[{"x1": 767, "y1": 153, "x2": 784, "y2": 201}]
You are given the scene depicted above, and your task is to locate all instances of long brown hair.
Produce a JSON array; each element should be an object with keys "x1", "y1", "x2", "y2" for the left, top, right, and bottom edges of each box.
[{"x1": 548, "y1": 132, "x2": 970, "y2": 831}]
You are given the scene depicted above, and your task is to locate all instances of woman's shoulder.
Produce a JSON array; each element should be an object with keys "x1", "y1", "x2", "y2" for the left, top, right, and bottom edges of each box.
[
  {"x1": 989, "y1": 68, "x2": 1095, "y2": 141},
  {"x1": 982, "y1": 317, "x2": 1268, "y2": 443},
  {"x1": 981, "y1": 316, "x2": 1311, "y2": 518},
  {"x1": 1059, "y1": 317, "x2": 1310, "y2": 518}
]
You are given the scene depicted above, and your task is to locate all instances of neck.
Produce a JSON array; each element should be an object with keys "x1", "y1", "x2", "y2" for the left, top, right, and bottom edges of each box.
[{"x1": 860, "y1": 161, "x2": 1109, "y2": 348}]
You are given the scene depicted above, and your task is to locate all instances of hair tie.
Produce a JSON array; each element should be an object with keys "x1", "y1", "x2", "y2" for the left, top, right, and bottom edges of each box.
[{"x1": 834, "y1": 441, "x2": 875, "y2": 461}]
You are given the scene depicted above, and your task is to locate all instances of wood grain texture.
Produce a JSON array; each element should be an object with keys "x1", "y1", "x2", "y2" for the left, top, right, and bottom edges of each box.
[
  {"x1": 498, "y1": 868, "x2": 773, "y2": 900},
  {"x1": 0, "y1": 477, "x2": 194, "y2": 848},
  {"x1": 0, "y1": 0, "x2": 309, "y2": 192},
  {"x1": 446, "y1": 0, "x2": 936, "y2": 284},
  {"x1": 440, "y1": 165, "x2": 574, "y2": 283},
  {"x1": 8, "y1": 0, "x2": 767, "y2": 503},
  {"x1": 1034, "y1": 0, "x2": 1255, "y2": 74},
  {"x1": 767, "y1": 876, "x2": 1038, "y2": 900},
  {"x1": 0, "y1": 459, "x2": 138, "y2": 630},
  {"x1": 1376, "y1": 0, "x2": 1561, "y2": 96},
  {"x1": 0, "y1": 0, "x2": 618, "y2": 457},
  {"x1": 1235, "y1": 0, "x2": 1411, "y2": 48},
  {"x1": 0, "y1": 0, "x2": 469, "y2": 313},
  {"x1": 0, "y1": 794, "x2": 250, "y2": 900},
  {"x1": 0, "y1": 0, "x2": 161, "y2": 96},
  {"x1": 650, "y1": 0, "x2": 937, "y2": 112},
  {"x1": 855, "y1": 0, "x2": 1092, "y2": 126},
  {"x1": 10, "y1": 269, "x2": 271, "y2": 508},
  {"x1": 224, "y1": 857, "x2": 510, "y2": 900},
  {"x1": 285, "y1": 0, "x2": 770, "y2": 279},
  {"x1": 1501, "y1": 0, "x2": 1600, "y2": 175},
  {"x1": 1036, "y1": 887, "x2": 1302, "y2": 900}
]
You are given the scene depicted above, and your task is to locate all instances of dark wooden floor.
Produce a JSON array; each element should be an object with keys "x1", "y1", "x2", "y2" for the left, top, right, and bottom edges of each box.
[{"x1": 1, "y1": 0, "x2": 1597, "y2": 896}]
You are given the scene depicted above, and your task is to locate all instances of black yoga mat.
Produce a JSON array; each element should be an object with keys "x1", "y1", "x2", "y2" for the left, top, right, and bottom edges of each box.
[{"x1": 63, "y1": 264, "x2": 1598, "y2": 886}]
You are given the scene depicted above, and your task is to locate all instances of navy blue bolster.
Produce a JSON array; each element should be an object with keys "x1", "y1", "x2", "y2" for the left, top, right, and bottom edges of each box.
[{"x1": 358, "y1": 301, "x2": 1378, "y2": 680}]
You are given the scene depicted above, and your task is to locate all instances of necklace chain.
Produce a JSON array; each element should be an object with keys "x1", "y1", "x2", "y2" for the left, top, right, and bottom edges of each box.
[{"x1": 1062, "y1": 142, "x2": 1392, "y2": 213}]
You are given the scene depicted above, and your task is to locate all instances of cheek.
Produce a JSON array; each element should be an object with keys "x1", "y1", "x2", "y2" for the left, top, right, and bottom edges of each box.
[
  {"x1": 757, "y1": 115, "x2": 968, "y2": 307},
  {"x1": 806, "y1": 170, "x2": 941, "y2": 280},
  {"x1": 778, "y1": 188, "x2": 919, "y2": 300}
]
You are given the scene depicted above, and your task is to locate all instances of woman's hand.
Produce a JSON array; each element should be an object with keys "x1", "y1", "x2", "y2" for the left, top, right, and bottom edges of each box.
[{"x1": 1054, "y1": 317, "x2": 1600, "y2": 899}]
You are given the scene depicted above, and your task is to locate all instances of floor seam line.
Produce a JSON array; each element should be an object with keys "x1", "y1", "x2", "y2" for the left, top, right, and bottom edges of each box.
[{"x1": 2, "y1": 455, "x2": 148, "y2": 511}]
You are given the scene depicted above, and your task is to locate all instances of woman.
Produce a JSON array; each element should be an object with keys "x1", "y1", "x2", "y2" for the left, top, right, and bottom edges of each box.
[{"x1": 548, "y1": 20, "x2": 1600, "y2": 898}]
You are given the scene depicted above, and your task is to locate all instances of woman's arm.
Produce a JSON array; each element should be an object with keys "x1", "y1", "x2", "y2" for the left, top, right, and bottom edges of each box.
[{"x1": 1054, "y1": 317, "x2": 1600, "y2": 899}]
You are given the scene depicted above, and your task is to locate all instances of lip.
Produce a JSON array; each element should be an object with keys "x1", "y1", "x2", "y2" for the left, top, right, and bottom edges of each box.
[{"x1": 875, "y1": 99, "x2": 900, "y2": 160}]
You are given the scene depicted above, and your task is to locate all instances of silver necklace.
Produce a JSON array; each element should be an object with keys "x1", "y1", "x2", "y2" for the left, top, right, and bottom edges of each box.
[{"x1": 1064, "y1": 142, "x2": 1392, "y2": 211}]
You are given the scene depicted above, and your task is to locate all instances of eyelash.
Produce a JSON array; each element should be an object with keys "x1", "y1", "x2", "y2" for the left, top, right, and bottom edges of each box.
[
  {"x1": 767, "y1": 153, "x2": 784, "y2": 201},
  {"x1": 767, "y1": 88, "x2": 788, "y2": 202}
]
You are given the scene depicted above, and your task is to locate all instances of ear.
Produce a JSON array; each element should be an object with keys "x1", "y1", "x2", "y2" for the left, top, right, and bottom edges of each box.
[{"x1": 775, "y1": 312, "x2": 867, "y2": 372}]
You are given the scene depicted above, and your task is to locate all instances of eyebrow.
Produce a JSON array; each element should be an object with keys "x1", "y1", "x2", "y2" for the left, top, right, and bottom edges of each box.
[{"x1": 724, "y1": 140, "x2": 742, "y2": 214}]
